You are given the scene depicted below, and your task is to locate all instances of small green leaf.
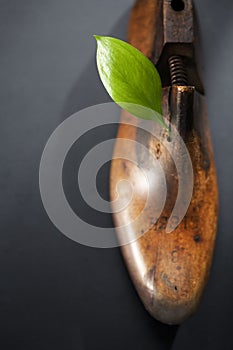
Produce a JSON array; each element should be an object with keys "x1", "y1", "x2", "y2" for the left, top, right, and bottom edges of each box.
[{"x1": 94, "y1": 35, "x2": 167, "y2": 129}]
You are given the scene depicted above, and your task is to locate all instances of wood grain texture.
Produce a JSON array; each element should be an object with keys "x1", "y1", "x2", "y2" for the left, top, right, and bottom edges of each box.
[{"x1": 110, "y1": 0, "x2": 218, "y2": 324}]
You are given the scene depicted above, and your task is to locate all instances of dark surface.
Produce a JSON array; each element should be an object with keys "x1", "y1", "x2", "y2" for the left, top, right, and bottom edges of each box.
[{"x1": 0, "y1": 0, "x2": 233, "y2": 349}]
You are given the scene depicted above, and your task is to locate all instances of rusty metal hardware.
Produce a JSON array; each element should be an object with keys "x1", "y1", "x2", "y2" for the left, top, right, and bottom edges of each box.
[{"x1": 110, "y1": 0, "x2": 218, "y2": 325}]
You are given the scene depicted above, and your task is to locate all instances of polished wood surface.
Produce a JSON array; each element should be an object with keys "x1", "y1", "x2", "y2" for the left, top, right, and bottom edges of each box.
[{"x1": 110, "y1": 0, "x2": 218, "y2": 324}]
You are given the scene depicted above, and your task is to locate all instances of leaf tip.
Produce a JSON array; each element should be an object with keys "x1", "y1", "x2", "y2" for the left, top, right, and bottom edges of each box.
[{"x1": 93, "y1": 35, "x2": 102, "y2": 42}]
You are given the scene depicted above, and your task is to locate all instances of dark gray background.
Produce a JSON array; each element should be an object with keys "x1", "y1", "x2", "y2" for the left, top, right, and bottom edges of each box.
[{"x1": 1, "y1": 0, "x2": 233, "y2": 349}]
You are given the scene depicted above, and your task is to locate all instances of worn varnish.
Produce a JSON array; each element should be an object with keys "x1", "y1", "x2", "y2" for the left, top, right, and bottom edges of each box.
[{"x1": 110, "y1": 0, "x2": 218, "y2": 324}]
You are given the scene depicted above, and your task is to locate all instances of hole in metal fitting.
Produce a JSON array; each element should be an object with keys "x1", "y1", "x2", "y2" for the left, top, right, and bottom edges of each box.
[{"x1": 171, "y1": 0, "x2": 185, "y2": 11}]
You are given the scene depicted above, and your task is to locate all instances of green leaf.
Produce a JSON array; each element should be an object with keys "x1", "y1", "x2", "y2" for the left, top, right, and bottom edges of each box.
[{"x1": 94, "y1": 35, "x2": 167, "y2": 129}]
